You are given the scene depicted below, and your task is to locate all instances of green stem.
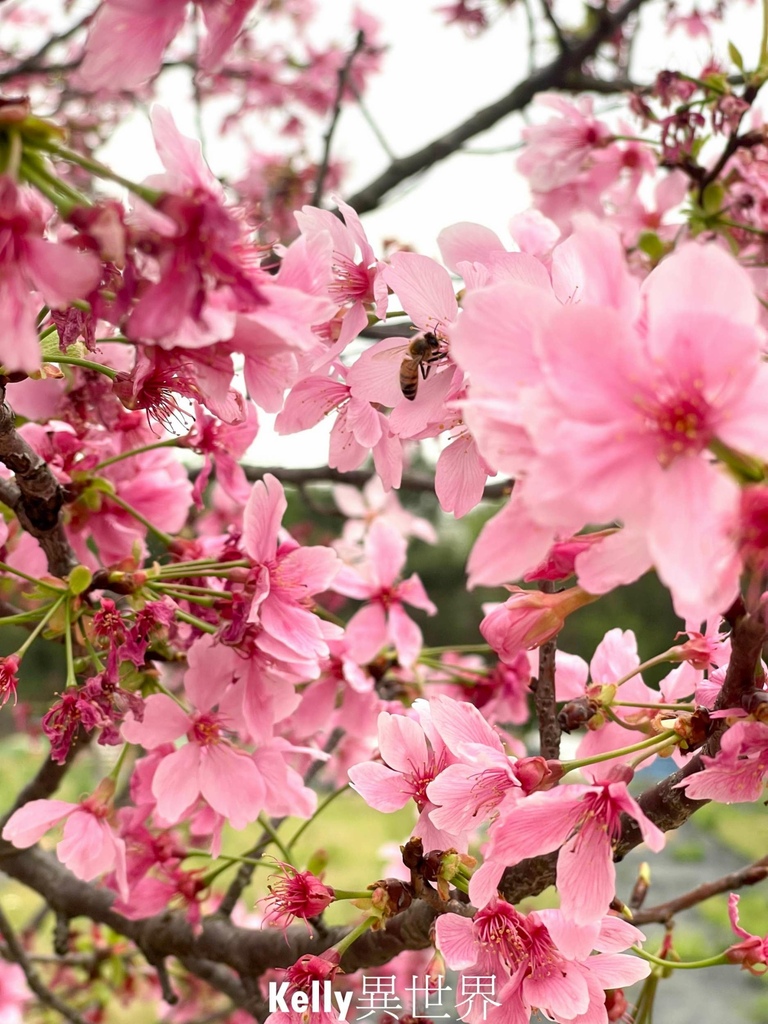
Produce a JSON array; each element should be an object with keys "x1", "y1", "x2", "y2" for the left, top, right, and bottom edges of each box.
[
  {"x1": 761, "y1": 0, "x2": 768, "y2": 68},
  {"x1": 421, "y1": 644, "x2": 492, "y2": 656},
  {"x1": 561, "y1": 731, "x2": 677, "y2": 774},
  {"x1": 330, "y1": 889, "x2": 375, "y2": 901},
  {"x1": 107, "y1": 494, "x2": 175, "y2": 546},
  {"x1": 63, "y1": 596, "x2": 76, "y2": 688},
  {"x1": 18, "y1": 155, "x2": 86, "y2": 216},
  {"x1": 108, "y1": 744, "x2": 131, "y2": 783},
  {"x1": 631, "y1": 946, "x2": 729, "y2": 970},
  {"x1": 256, "y1": 815, "x2": 293, "y2": 864},
  {"x1": 418, "y1": 656, "x2": 489, "y2": 681},
  {"x1": 613, "y1": 701, "x2": 695, "y2": 711},
  {"x1": 0, "y1": 609, "x2": 56, "y2": 627},
  {"x1": 314, "y1": 604, "x2": 346, "y2": 627},
  {"x1": 333, "y1": 916, "x2": 375, "y2": 958},
  {"x1": 46, "y1": 355, "x2": 117, "y2": 380},
  {"x1": 93, "y1": 438, "x2": 183, "y2": 472},
  {"x1": 287, "y1": 785, "x2": 350, "y2": 851},
  {"x1": 169, "y1": 607, "x2": 218, "y2": 635},
  {"x1": 41, "y1": 143, "x2": 163, "y2": 205},
  {"x1": 612, "y1": 649, "x2": 679, "y2": 688},
  {"x1": 15, "y1": 594, "x2": 67, "y2": 658},
  {"x1": 0, "y1": 561, "x2": 66, "y2": 591}
]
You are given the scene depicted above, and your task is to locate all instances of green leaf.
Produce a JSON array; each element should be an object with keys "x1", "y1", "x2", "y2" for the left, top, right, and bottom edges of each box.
[
  {"x1": 728, "y1": 41, "x2": 745, "y2": 71},
  {"x1": 68, "y1": 565, "x2": 93, "y2": 595}
]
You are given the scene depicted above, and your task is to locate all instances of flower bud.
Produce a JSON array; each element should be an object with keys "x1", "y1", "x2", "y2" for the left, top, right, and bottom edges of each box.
[{"x1": 480, "y1": 586, "x2": 597, "y2": 663}]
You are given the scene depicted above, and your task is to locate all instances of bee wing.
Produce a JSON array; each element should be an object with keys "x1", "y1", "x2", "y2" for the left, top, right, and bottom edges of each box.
[{"x1": 347, "y1": 337, "x2": 411, "y2": 406}]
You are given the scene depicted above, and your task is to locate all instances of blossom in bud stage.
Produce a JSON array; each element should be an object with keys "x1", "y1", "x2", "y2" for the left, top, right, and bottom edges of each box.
[
  {"x1": 725, "y1": 893, "x2": 768, "y2": 974},
  {"x1": 263, "y1": 864, "x2": 335, "y2": 928},
  {"x1": 0, "y1": 654, "x2": 20, "y2": 707},
  {"x1": 480, "y1": 586, "x2": 597, "y2": 663}
]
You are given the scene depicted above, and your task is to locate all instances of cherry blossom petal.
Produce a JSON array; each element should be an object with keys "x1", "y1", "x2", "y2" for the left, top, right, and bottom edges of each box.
[
  {"x1": 243, "y1": 473, "x2": 286, "y2": 564},
  {"x1": 58, "y1": 812, "x2": 118, "y2": 883},
  {"x1": 198, "y1": 744, "x2": 266, "y2": 829},
  {"x1": 121, "y1": 693, "x2": 189, "y2": 747},
  {"x1": 435, "y1": 434, "x2": 490, "y2": 517},
  {"x1": 387, "y1": 604, "x2": 423, "y2": 667},
  {"x1": 383, "y1": 252, "x2": 458, "y2": 331},
  {"x1": 557, "y1": 823, "x2": 614, "y2": 925},
  {"x1": 437, "y1": 222, "x2": 505, "y2": 272},
  {"x1": 2, "y1": 799, "x2": 76, "y2": 848},
  {"x1": 377, "y1": 711, "x2": 429, "y2": 772},
  {"x1": 435, "y1": 912, "x2": 479, "y2": 969},
  {"x1": 152, "y1": 743, "x2": 201, "y2": 824},
  {"x1": 348, "y1": 761, "x2": 413, "y2": 812}
]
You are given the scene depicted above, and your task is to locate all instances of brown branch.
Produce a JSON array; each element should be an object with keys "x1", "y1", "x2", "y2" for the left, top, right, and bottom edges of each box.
[
  {"x1": 345, "y1": 0, "x2": 652, "y2": 215},
  {"x1": 0, "y1": 383, "x2": 77, "y2": 577},
  {"x1": 0, "y1": 13, "x2": 91, "y2": 83},
  {"x1": 312, "y1": 30, "x2": 366, "y2": 206},
  {"x1": 498, "y1": 608, "x2": 767, "y2": 903},
  {"x1": 632, "y1": 855, "x2": 768, "y2": 926},
  {"x1": 532, "y1": 581, "x2": 561, "y2": 759},
  {"x1": 0, "y1": 903, "x2": 89, "y2": 1024}
]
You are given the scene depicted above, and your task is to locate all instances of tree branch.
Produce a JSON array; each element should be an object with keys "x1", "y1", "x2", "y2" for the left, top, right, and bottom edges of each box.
[
  {"x1": 345, "y1": 0, "x2": 651, "y2": 215},
  {"x1": 0, "y1": 383, "x2": 77, "y2": 577},
  {"x1": 533, "y1": 580, "x2": 561, "y2": 759},
  {"x1": 497, "y1": 609, "x2": 767, "y2": 903},
  {"x1": 312, "y1": 30, "x2": 366, "y2": 206},
  {"x1": 632, "y1": 855, "x2": 768, "y2": 925},
  {"x1": 240, "y1": 463, "x2": 510, "y2": 500},
  {"x1": 0, "y1": 903, "x2": 89, "y2": 1024}
]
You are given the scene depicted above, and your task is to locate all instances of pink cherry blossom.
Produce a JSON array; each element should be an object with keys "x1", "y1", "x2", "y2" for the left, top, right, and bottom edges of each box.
[
  {"x1": 334, "y1": 520, "x2": 435, "y2": 667},
  {"x1": 426, "y1": 694, "x2": 521, "y2": 832},
  {"x1": 2, "y1": 781, "x2": 128, "y2": 899},
  {"x1": 348, "y1": 707, "x2": 466, "y2": 852},
  {"x1": 437, "y1": 900, "x2": 650, "y2": 1024},
  {"x1": 726, "y1": 893, "x2": 768, "y2": 973},
  {"x1": 242, "y1": 473, "x2": 341, "y2": 663},
  {"x1": 469, "y1": 771, "x2": 665, "y2": 923},
  {"x1": 0, "y1": 177, "x2": 100, "y2": 373},
  {"x1": 0, "y1": 961, "x2": 30, "y2": 1024},
  {"x1": 121, "y1": 675, "x2": 267, "y2": 831},
  {"x1": 676, "y1": 721, "x2": 768, "y2": 802}
]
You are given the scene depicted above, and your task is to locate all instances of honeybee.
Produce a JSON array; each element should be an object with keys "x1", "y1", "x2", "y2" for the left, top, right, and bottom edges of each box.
[{"x1": 399, "y1": 331, "x2": 444, "y2": 401}]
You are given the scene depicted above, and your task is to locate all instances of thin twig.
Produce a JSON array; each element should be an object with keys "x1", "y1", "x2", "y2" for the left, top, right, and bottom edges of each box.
[
  {"x1": 312, "y1": 30, "x2": 366, "y2": 206},
  {"x1": 538, "y1": 0, "x2": 570, "y2": 51},
  {"x1": 0, "y1": 12, "x2": 91, "y2": 82},
  {"x1": 350, "y1": 85, "x2": 397, "y2": 161},
  {"x1": 533, "y1": 581, "x2": 561, "y2": 759},
  {"x1": 632, "y1": 855, "x2": 768, "y2": 925},
  {"x1": 238, "y1": 463, "x2": 511, "y2": 500},
  {"x1": 345, "y1": 0, "x2": 652, "y2": 214},
  {"x1": 0, "y1": 904, "x2": 89, "y2": 1024}
]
